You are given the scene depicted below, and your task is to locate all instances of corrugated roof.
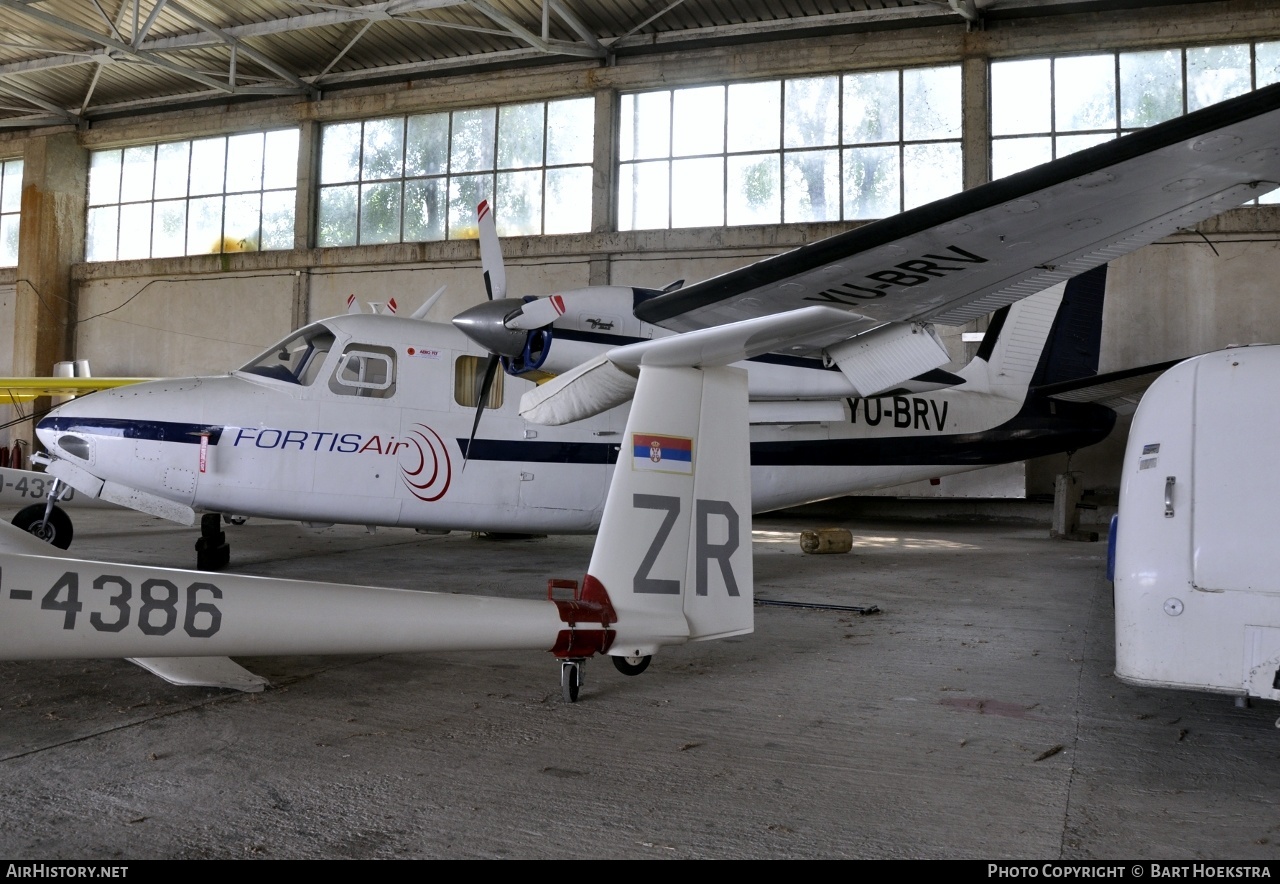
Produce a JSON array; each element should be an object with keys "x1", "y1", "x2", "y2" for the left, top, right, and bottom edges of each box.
[{"x1": 0, "y1": 0, "x2": 1168, "y2": 130}]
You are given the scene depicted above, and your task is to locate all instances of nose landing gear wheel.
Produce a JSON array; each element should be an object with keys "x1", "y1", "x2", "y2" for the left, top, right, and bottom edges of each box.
[
  {"x1": 12, "y1": 503, "x2": 73, "y2": 549},
  {"x1": 612, "y1": 654, "x2": 652, "y2": 676},
  {"x1": 560, "y1": 659, "x2": 584, "y2": 702}
]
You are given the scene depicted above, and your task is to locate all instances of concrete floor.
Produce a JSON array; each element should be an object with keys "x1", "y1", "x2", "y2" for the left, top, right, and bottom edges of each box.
[{"x1": 2, "y1": 505, "x2": 1279, "y2": 860}]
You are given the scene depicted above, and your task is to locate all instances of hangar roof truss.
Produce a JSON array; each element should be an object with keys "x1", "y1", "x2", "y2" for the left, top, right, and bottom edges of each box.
[{"x1": 0, "y1": 1, "x2": 1209, "y2": 131}]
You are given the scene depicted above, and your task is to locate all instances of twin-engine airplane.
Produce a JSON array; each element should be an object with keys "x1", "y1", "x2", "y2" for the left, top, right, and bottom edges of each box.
[
  {"x1": 22, "y1": 82, "x2": 1280, "y2": 571},
  {"x1": 0, "y1": 344, "x2": 755, "y2": 701}
]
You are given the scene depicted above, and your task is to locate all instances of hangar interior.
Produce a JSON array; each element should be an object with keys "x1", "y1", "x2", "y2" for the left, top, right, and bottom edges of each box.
[{"x1": 0, "y1": 0, "x2": 1278, "y2": 503}]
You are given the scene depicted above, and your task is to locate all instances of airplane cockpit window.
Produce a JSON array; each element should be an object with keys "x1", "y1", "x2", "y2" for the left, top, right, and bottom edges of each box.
[
  {"x1": 240, "y1": 326, "x2": 336, "y2": 386},
  {"x1": 329, "y1": 344, "x2": 397, "y2": 398}
]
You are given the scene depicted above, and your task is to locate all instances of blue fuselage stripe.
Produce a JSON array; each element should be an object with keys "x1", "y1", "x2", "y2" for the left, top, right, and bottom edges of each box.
[
  {"x1": 37, "y1": 399, "x2": 1113, "y2": 469},
  {"x1": 38, "y1": 417, "x2": 224, "y2": 444}
]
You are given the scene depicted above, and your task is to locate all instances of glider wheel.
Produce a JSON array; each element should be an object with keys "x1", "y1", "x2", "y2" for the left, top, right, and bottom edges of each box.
[
  {"x1": 12, "y1": 503, "x2": 73, "y2": 550},
  {"x1": 612, "y1": 654, "x2": 652, "y2": 677}
]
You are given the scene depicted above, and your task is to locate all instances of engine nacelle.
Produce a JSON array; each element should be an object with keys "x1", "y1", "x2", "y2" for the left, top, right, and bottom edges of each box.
[{"x1": 504, "y1": 327, "x2": 553, "y2": 375}]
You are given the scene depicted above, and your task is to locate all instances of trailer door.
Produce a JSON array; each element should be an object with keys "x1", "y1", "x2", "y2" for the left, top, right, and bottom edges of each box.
[{"x1": 1191, "y1": 347, "x2": 1280, "y2": 594}]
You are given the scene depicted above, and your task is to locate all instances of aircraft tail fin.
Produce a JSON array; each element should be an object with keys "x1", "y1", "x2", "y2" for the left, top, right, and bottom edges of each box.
[
  {"x1": 585, "y1": 363, "x2": 754, "y2": 658},
  {"x1": 410, "y1": 284, "x2": 447, "y2": 320},
  {"x1": 1028, "y1": 263, "x2": 1107, "y2": 387},
  {"x1": 958, "y1": 264, "x2": 1108, "y2": 397}
]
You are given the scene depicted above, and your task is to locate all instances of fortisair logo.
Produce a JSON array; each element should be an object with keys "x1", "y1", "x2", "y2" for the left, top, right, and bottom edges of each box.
[
  {"x1": 400, "y1": 423, "x2": 453, "y2": 501},
  {"x1": 632, "y1": 433, "x2": 693, "y2": 475}
]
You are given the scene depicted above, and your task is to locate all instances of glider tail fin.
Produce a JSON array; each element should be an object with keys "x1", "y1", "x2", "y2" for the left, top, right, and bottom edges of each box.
[
  {"x1": 584, "y1": 363, "x2": 754, "y2": 659},
  {"x1": 959, "y1": 264, "x2": 1108, "y2": 397}
]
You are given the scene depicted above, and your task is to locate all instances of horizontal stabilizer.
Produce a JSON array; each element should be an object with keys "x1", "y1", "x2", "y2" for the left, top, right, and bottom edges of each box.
[{"x1": 1036, "y1": 359, "x2": 1182, "y2": 415}]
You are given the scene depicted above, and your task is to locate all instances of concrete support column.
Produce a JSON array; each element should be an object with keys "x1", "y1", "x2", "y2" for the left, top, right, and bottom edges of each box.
[
  {"x1": 961, "y1": 54, "x2": 989, "y2": 192},
  {"x1": 292, "y1": 121, "x2": 320, "y2": 327},
  {"x1": 294, "y1": 120, "x2": 320, "y2": 250},
  {"x1": 589, "y1": 88, "x2": 616, "y2": 286},
  {"x1": 958, "y1": 56, "x2": 992, "y2": 363},
  {"x1": 13, "y1": 132, "x2": 87, "y2": 446}
]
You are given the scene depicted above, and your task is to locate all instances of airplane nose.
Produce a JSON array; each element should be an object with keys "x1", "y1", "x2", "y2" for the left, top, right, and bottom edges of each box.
[
  {"x1": 37, "y1": 400, "x2": 89, "y2": 456},
  {"x1": 35, "y1": 417, "x2": 54, "y2": 450},
  {"x1": 35, "y1": 411, "x2": 64, "y2": 447},
  {"x1": 452, "y1": 298, "x2": 530, "y2": 358}
]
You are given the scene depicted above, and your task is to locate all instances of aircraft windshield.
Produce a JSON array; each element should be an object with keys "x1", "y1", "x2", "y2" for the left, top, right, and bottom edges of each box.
[{"x1": 240, "y1": 326, "x2": 336, "y2": 385}]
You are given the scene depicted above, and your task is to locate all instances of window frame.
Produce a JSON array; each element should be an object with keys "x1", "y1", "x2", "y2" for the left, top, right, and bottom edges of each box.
[
  {"x1": 990, "y1": 41, "x2": 1280, "y2": 190},
  {"x1": 330, "y1": 345, "x2": 397, "y2": 398},
  {"x1": 316, "y1": 96, "x2": 595, "y2": 248},
  {"x1": 616, "y1": 65, "x2": 964, "y2": 231},
  {"x1": 84, "y1": 128, "x2": 300, "y2": 263},
  {"x1": 0, "y1": 157, "x2": 21, "y2": 268}
]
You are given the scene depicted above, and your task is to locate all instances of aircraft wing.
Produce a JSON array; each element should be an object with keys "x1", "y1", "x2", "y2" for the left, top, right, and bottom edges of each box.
[
  {"x1": 0, "y1": 377, "x2": 149, "y2": 404},
  {"x1": 634, "y1": 82, "x2": 1280, "y2": 344}
]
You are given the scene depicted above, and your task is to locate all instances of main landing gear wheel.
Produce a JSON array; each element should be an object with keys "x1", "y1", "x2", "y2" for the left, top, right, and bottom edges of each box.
[
  {"x1": 560, "y1": 659, "x2": 584, "y2": 703},
  {"x1": 612, "y1": 654, "x2": 652, "y2": 676},
  {"x1": 12, "y1": 503, "x2": 73, "y2": 549},
  {"x1": 195, "y1": 512, "x2": 231, "y2": 571}
]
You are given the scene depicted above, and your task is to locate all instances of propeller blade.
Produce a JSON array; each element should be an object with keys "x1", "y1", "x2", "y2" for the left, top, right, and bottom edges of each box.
[
  {"x1": 477, "y1": 201, "x2": 506, "y2": 301},
  {"x1": 463, "y1": 354, "x2": 501, "y2": 470},
  {"x1": 506, "y1": 294, "x2": 566, "y2": 330}
]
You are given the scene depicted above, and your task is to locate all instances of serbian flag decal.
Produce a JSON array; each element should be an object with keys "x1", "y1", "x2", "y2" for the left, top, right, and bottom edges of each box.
[{"x1": 632, "y1": 433, "x2": 693, "y2": 474}]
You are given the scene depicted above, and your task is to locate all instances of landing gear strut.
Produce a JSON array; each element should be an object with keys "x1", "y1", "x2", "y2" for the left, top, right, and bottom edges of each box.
[
  {"x1": 11, "y1": 479, "x2": 73, "y2": 549},
  {"x1": 195, "y1": 512, "x2": 231, "y2": 571}
]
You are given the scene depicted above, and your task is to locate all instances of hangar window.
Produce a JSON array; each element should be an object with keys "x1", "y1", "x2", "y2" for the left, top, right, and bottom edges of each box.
[
  {"x1": 992, "y1": 41, "x2": 1280, "y2": 207},
  {"x1": 317, "y1": 97, "x2": 594, "y2": 247},
  {"x1": 85, "y1": 129, "x2": 299, "y2": 262},
  {"x1": 0, "y1": 158, "x2": 20, "y2": 267},
  {"x1": 617, "y1": 66, "x2": 962, "y2": 230}
]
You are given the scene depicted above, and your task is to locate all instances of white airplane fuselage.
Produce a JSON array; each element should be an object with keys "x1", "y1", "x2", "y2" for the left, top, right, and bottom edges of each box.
[{"x1": 34, "y1": 300, "x2": 1113, "y2": 533}]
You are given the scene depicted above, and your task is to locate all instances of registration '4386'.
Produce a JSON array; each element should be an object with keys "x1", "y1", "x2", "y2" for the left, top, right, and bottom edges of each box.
[{"x1": 38, "y1": 571, "x2": 223, "y2": 637}]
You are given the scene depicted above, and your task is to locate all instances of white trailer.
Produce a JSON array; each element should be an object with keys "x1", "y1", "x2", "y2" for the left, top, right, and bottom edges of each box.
[{"x1": 1114, "y1": 344, "x2": 1280, "y2": 706}]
